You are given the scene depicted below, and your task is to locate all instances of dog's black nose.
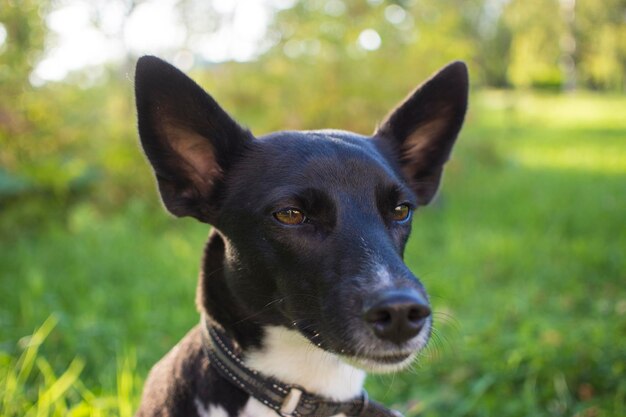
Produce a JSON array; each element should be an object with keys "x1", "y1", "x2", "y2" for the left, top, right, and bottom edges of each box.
[{"x1": 363, "y1": 290, "x2": 431, "y2": 345}]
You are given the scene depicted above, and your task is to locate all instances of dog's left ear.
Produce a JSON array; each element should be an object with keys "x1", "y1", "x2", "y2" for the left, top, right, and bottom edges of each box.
[
  {"x1": 135, "y1": 56, "x2": 252, "y2": 222},
  {"x1": 375, "y1": 61, "x2": 468, "y2": 205}
]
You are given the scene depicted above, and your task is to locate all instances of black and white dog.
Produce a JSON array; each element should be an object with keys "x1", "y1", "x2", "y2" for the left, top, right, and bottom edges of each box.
[{"x1": 134, "y1": 56, "x2": 468, "y2": 417}]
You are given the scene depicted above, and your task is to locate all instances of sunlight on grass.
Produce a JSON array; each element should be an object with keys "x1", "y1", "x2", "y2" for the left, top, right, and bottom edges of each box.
[
  {"x1": 1, "y1": 316, "x2": 58, "y2": 415},
  {"x1": 512, "y1": 144, "x2": 626, "y2": 174},
  {"x1": 474, "y1": 90, "x2": 626, "y2": 174},
  {"x1": 0, "y1": 316, "x2": 140, "y2": 417},
  {"x1": 477, "y1": 90, "x2": 626, "y2": 129}
]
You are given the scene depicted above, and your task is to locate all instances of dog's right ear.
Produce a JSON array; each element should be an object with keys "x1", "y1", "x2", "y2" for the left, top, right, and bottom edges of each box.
[
  {"x1": 374, "y1": 61, "x2": 468, "y2": 205},
  {"x1": 135, "y1": 56, "x2": 252, "y2": 222}
]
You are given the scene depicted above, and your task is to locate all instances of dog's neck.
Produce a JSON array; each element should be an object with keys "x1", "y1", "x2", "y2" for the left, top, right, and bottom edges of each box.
[
  {"x1": 198, "y1": 230, "x2": 366, "y2": 400},
  {"x1": 244, "y1": 326, "x2": 365, "y2": 400},
  {"x1": 197, "y1": 230, "x2": 264, "y2": 349}
]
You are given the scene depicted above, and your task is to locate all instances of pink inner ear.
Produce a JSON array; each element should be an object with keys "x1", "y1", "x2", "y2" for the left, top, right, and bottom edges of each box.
[
  {"x1": 401, "y1": 117, "x2": 449, "y2": 174},
  {"x1": 164, "y1": 123, "x2": 222, "y2": 191}
]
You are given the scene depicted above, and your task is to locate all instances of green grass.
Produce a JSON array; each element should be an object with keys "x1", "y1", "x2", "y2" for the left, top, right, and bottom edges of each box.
[{"x1": 1, "y1": 91, "x2": 625, "y2": 416}]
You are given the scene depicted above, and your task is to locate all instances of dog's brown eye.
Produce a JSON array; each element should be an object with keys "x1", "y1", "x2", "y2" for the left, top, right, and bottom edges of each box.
[
  {"x1": 274, "y1": 208, "x2": 306, "y2": 225},
  {"x1": 391, "y1": 204, "x2": 411, "y2": 222}
]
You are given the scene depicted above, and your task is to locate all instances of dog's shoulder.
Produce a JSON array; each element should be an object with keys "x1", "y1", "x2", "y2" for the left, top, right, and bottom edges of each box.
[{"x1": 135, "y1": 325, "x2": 249, "y2": 417}]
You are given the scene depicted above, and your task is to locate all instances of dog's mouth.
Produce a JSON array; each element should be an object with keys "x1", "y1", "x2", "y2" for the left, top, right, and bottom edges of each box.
[
  {"x1": 356, "y1": 352, "x2": 413, "y2": 363},
  {"x1": 343, "y1": 351, "x2": 417, "y2": 373},
  {"x1": 292, "y1": 317, "x2": 431, "y2": 373}
]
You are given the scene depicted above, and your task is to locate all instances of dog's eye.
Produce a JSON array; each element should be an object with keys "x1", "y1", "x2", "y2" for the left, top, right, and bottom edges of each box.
[
  {"x1": 391, "y1": 204, "x2": 411, "y2": 222},
  {"x1": 274, "y1": 208, "x2": 306, "y2": 225}
]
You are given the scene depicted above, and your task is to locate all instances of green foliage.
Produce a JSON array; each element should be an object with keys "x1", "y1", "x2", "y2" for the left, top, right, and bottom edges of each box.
[
  {"x1": 2, "y1": 92, "x2": 625, "y2": 416},
  {"x1": 1, "y1": 0, "x2": 625, "y2": 213},
  {"x1": 575, "y1": 0, "x2": 626, "y2": 90},
  {"x1": 0, "y1": 0, "x2": 48, "y2": 92},
  {"x1": 260, "y1": 0, "x2": 626, "y2": 90},
  {"x1": 504, "y1": 0, "x2": 565, "y2": 89}
]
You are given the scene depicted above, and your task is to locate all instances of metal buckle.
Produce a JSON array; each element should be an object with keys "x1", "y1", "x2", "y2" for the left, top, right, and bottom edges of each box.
[{"x1": 279, "y1": 387, "x2": 303, "y2": 416}]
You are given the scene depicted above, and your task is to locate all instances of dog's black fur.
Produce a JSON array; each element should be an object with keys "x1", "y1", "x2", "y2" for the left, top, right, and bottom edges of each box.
[{"x1": 134, "y1": 56, "x2": 468, "y2": 417}]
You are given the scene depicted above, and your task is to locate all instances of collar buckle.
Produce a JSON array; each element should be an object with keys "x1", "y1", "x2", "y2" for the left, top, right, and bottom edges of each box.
[{"x1": 279, "y1": 387, "x2": 303, "y2": 416}]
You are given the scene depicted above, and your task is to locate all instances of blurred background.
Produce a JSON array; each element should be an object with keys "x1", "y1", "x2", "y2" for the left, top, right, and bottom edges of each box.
[{"x1": 1, "y1": 0, "x2": 625, "y2": 416}]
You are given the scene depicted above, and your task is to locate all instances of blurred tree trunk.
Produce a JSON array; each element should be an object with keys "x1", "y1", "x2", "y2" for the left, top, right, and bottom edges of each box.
[{"x1": 560, "y1": 0, "x2": 577, "y2": 91}]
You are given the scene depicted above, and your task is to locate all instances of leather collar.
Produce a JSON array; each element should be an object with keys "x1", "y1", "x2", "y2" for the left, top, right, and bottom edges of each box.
[{"x1": 200, "y1": 317, "x2": 403, "y2": 417}]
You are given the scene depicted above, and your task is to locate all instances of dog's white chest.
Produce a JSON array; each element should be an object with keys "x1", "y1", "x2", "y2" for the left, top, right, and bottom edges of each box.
[
  {"x1": 244, "y1": 327, "x2": 365, "y2": 398},
  {"x1": 235, "y1": 326, "x2": 363, "y2": 417}
]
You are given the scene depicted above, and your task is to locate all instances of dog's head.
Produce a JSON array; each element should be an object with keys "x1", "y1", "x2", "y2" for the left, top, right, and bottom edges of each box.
[{"x1": 135, "y1": 56, "x2": 468, "y2": 372}]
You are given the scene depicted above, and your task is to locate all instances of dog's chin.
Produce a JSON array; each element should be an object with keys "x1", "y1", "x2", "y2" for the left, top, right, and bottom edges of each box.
[{"x1": 343, "y1": 351, "x2": 417, "y2": 373}]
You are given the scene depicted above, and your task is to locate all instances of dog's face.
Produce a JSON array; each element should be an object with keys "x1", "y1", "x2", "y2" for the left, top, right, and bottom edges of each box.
[
  {"x1": 135, "y1": 56, "x2": 468, "y2": 372},
  {"x1": 216, "y1": 131, "x2": 430, "y2": 371}
]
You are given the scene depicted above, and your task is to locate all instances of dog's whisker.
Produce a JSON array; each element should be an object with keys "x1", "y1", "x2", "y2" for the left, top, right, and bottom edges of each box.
[
  {"x1": 232, "y1": 297, "x2": 290, "y2": 324},
  {"x1": 201, "y1": 266, "x2": 225, "y2": 279},
  {"x1": 432, "y1": 311, "x2": 460, "y2": 328},
  {"x1": 423, "y1": 327, "x2": 455, "y2": 361}
]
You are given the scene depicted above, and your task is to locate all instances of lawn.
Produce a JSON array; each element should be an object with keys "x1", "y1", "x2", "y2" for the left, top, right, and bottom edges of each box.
[{"x1": 1, "y1": 91, "x2": 625, "y2": 417}]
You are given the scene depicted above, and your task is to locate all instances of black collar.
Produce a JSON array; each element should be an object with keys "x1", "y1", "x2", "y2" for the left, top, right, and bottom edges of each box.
[{"x1": 201, "y1": 317, "x2": 403, "y2": 417}]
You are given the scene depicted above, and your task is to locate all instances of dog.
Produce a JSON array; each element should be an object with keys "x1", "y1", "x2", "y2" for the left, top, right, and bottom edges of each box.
[{"x1": 133, "y1": 55, "x2": 468, "y2": 417}]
